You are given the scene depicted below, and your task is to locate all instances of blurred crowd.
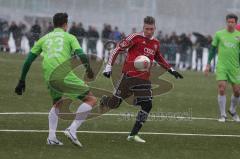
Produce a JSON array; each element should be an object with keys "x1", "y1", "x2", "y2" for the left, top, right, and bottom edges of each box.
[{"x1": 0, "y1": 18, "x2": 213, "y2": 71}]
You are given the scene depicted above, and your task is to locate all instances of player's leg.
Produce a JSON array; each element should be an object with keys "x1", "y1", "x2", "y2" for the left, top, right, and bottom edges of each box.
[
  {"x1": 225, "y1": 69, "x2": 240, "y2": 122},
  {"x1": 127, "y1": 80, "x2": 152, "y2": 143},
  {"x1": 217, "y1": 80, "x2": 227, "y2": 122},
  {"x1": 47, "y1": 95, "x2": 63, "y2": 145},
  {"x1": 66, "y1": 91, "x2": 97, "y2": 145},
  {"x1": 100, "y1": 95, "x2": 122, "y2": 110},
  {"x1": 100, "y1": 74, "x2": 129, "y2": 111},
  {"x1": 228, "y1": 84, "x2": 240, "y2": 122},
  {"x1": 216, "y1": 68, "x2": 228, "y2": 122},
  {"x1": 127, "y1": 97, "x2": 152, "y2": 143},
  {"x1": 63, "y1": 76, "x2": 97, "y2": 147}
]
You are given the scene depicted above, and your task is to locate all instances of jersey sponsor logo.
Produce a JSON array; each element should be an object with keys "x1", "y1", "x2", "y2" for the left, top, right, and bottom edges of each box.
[
  {"x1": 144, "y1": 47, "x2": 154, "y2": 55},
  {"x1": 235, "y1": 36, "x2": 240, "y2": 41},
  {"x1": 223, "y1": 41, "x2": 237, "y2": 48}
]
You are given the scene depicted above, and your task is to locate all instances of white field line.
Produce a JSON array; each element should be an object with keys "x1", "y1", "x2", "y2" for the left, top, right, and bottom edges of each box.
[
  {"x1": 0, "y1": 112, "x2": 223, "y2": 121},
  {"x1": 0, "y1": 129, "x2": 240, "y2": 138}
]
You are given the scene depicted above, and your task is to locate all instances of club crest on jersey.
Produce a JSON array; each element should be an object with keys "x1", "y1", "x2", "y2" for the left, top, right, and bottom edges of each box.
[{"x1": 154, "y1": 44, "x2": 158, "y2": 50}]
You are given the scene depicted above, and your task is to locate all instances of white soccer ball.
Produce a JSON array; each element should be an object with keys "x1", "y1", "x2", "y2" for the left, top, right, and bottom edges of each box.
[{"x1": 134, "y1": 55, "x2": 151, "y2": 71}]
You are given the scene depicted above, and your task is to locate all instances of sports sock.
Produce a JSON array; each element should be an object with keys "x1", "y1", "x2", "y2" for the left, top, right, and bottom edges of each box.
[
  {"x1": 130, "y1": 110, "x2": 148, "y2": 136},
  {"x1": 218, "y1": 95, "x2": 226, "y2": 117},
  {"x1": 48, "y1": 107, "x2": 59, "y2": 140},
  {"x1": 68, "y1": 103, "x2": 92, "y2": 137},
  {"x1": 230, "y1": 95, "x2": 239, "y2": 114}
]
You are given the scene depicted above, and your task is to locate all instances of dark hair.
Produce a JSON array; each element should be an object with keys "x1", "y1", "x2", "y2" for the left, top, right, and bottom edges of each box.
[
  {"x1": 53, "y1": 13, "x2": 68, "y2": 28},
  {"x1": 226, "y1": 13, "x2": 238, "y2": 23},
  {"x1": 144, "y1": 16, "x2": 155, "y2": 25}
]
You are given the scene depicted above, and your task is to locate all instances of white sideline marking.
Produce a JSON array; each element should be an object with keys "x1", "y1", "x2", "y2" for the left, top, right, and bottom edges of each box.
[
  {"x1": 0, "y1": 112, "x2": 221, "y2": 121},
  {"x1": 0, "y1": 129, "x2": 240, "y2": 138}
]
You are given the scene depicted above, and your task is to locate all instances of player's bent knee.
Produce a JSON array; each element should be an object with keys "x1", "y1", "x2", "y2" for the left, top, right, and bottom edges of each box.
[
  {"x1": 234, "y1": 92, "x2": 240, "y2": 97},
  {"x1": 108, "y1": 96, "x2": 122, "y2": 109},
  {"x1": 90, "y1": 96, "x2": 97, "y2": 107},
  {"x1": 141, "y1": 101, "x2": 152, "y2": 113},
  {"x1": 136, "y1": 110, "x2": 149, "y2": 124},
  {"x1": 83, "y1": 95, "x2": 97, "y2": 107},
  {"x1": 218, "y1": 90, "x2": 225, "y2": 96},
  {"x1": 135, "y1": 97, "x2": 153, "y2": 113},
  {"x1": 218, "y1": 86, "x2": 226, "y2": 95},
  {"x1": 136, "y1": 101, "x2": 152, "y2": 124}
]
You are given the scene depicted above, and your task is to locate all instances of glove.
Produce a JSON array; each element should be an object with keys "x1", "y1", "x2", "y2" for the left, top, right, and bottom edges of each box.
[
  {"x1": 168, "y1": 68, "x2": 183, "y2": 79},
  {"x1": 15, "y1": 80, "x2": 25, "y2": 95},
  {"x1": 103, "y1": 64, "x2": 112, "y2": 78},
  {"x1": 86, "y1": 68, "x2": 94, "y2": 79}
]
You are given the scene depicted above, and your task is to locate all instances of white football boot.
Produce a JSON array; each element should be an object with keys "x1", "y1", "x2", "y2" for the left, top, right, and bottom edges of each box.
[
  {"x1": 218, "y1": 116, "x2": 227, "y2": 122},
  {"x1": 127, "y1": 135, "x2": 146, "y2": 143},
  {"x1": 47, "y1": 138, "x2": 63, "y2": 146},
  {"x1": 64, "y1": 129, "x2": 83, "y2": 147},
  {"x1": 228, "y1": 110, "x2": 240, "y2": 122}
]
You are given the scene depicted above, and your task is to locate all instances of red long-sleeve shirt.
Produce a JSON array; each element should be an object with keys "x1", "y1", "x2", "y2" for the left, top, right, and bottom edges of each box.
[{"x1": 108, "y1": 32, "x2": 171, "y2": 80}]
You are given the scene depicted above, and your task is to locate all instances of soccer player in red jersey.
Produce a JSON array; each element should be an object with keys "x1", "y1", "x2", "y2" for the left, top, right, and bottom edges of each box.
[
  {"x1": 236, "y1": 24, "x2": 240, "y2": 31},
  {"x1": 100, "y1": 16, "x2": 183, "y2": 143}
]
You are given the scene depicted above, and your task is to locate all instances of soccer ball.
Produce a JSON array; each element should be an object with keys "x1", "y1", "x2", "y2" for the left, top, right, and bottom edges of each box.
[{"x1": 134, "y1": 55, "x2": 151, "y2": 71}]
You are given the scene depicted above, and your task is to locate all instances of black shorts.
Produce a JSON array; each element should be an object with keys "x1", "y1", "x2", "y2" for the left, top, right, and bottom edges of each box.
[{"x1": 114, "y1": 74, "x2": 152, "y2": 104}]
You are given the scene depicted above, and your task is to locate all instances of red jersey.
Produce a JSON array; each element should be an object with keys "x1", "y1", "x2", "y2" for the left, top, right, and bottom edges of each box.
[
  {"x1": 108, "y1": 32, "x2": 171, "y2": 80},
  {"x1": 236, "y1": 24, "x2": 240, "y2": 31}
]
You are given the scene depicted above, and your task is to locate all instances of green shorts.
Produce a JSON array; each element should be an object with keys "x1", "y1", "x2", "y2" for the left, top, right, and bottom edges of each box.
[
  {"x1": 216, "y1": 67, "x2": 240, "y2": 84},
  {"x1": 47, "y1": 73, "x2": 90, "y2": 102}
]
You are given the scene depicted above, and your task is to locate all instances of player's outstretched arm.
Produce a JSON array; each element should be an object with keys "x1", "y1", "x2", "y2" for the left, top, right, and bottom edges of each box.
[
  {"x1": 15, "y1": 52, "x2": 38, "y2": 95},
  {"x1": 74, "y1": 49, "x2": 94, "y2": 79},
  {"x1": 103, "y1": 34, "x2": 136, "y2": 78},
  {"x1": 155, "y1": 49, "x2": 183, "y2": 79},
  {"x1": 204, "y1": 45, "x2": 217, "y2": 76},
  {"x1": 103, "y1": 44, "x2": 123, "y2": 78},
  {"x1": 168, "y1": 68, "x2": 184, "y2": 79}
]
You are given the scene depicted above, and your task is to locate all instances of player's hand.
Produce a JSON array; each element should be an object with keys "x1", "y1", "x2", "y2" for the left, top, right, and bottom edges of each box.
[
  {"x1": 103, "y1": 64, "x2": 112, "y2": 78},
  {"x1": 15, "y1": 80, "x2": 25, "y2": 95},
  {"x1": 168, "y1": 68, "x2": 183, "y2": 79},
  {"x1": 204, "y1": 64, "x2": 210, "y2": 76},
  {"x1": 86, "y1": 68, "x2": 94, "y2": 79}
]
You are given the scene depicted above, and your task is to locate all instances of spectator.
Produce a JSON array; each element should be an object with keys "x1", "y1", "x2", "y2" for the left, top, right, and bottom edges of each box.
[
  {"x1": 168, "y1": 32, "x2": 178, "y2": 66},
  {"x1": 9, "y1": 21, "x2": 22, "y2": 52},
  {"x1": 29, "y1": 20, "x2": 41, "y2": 48},
  {"x1": 18, "y1": 22, "x2": 27, "y2": 36},
  {"x1": 102, "y1": 24, "x2": 112, "y2": 41},
  {"x1": 194, "y1": 32, "x2": 208, "y2": 71},
  {"x1": 178, "y1": 33, "x2": 193, "y2": 70},
  {"x1": 87, "y1": 26, "x2": 99, "y2": 57},
  {"x1": 69, "y1": 22, "x2": 79, "y2": 36},
  {"x1": 110, "y1": 26, "x2": 121, "y2": 42},
  {"x1": 206, "y1": 35, "x2": 214, "y2": 70},
  {"x1": 47, "y1": 22, "x2": 54, "y2": 33},
  {"x1": 132, "y1": 27, "x2": 137, "y2": 33},
  {"x1": 69, "y1": 22, "x2": 86, "y2": 47},
  {"x1": 77, "y1": 22, "x2": 86, "y2": 46},
  {"x1": 156, "y1": 30, "x2": 163, "y2": 41},
  {"x1": 41, "y1": 20, "x2": 48, "y2": 36},
  {"x1": 101, "y1": 24, "x2": 112, "y2": 59},
  {"x1": 0, "y1": 19, "x2": 9, "y2": 51},
  {"x1": 169, "y1": 31, "x2": 178, "y2": 43}
]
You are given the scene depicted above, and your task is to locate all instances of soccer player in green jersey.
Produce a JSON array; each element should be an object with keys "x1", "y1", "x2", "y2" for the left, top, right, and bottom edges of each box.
[
  {"x1": 205, "y1": 14, "x2": 240, "y2": 122},
  {"x1": 15, "y1": 13, "x2": 97, "y2": 147}
]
